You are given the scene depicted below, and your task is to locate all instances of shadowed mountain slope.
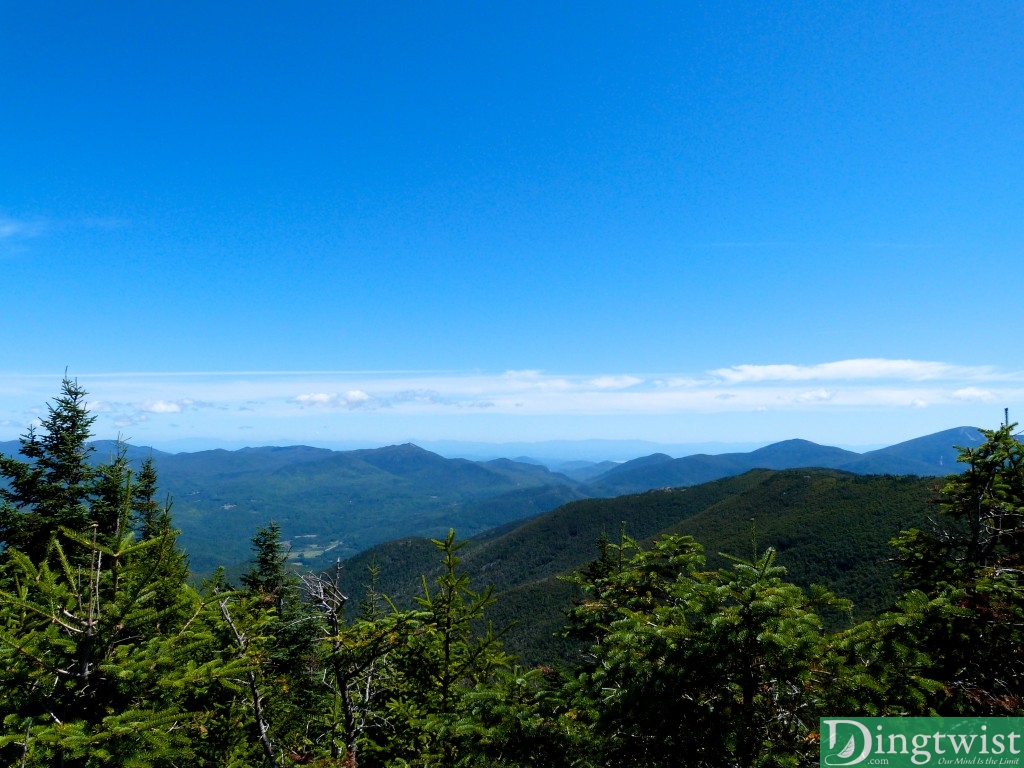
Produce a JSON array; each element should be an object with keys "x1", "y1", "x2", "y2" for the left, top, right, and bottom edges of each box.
[{"x1": 336, "y1": 469, "x2": 939, "y2": 663}]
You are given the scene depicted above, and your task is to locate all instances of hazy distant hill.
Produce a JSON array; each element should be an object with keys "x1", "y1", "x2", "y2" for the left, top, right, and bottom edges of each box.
[
  {"x1": 549, "y1": 459, "x2": 620, "y2": 482},
  {"x1": 0, "y1": 440, "x2": 20, "y2": 455},
  {"x1": 842, "y1": 426, "x2": 985, "y2": 474},
  {"x1": 585, "y1": 428, "x2": 981, "y2": 496},
  {"x1": 414, "y1": 438, "x2": 766, "y2": 463},
  {"x1": 586, "y1": 440, "x2": 860, "y2": 495}
]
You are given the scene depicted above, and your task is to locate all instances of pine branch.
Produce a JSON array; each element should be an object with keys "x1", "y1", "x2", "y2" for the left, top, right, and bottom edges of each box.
[{"x1": 218, "y1": 597, "x2": 280, "y2": 768}]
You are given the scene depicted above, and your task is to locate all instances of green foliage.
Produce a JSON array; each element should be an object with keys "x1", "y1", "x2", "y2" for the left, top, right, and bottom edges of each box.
[
  {"x1": 0, "y1": 385, "x2": 524, "y2": 767},
  {"x1": 0, "y1": 384, "x2": 241, "y2": 766},
  {"x1": 300, "y1": 561, "x2": 406, "y2": 765},
  {"x1": 842, "y1": 423, "x2": 1024, "y2": 716},
  {"x1": 131, "y1": 457, "x2": 168, "y2": 540},
  {"x1": 0, "y1": 518, "x2": 241, "y2": 766},
  {"x1": 0, "y1": 377, "x2": 97, "y2": 561},
  {"x1": 456, "y1": 666, "x2": 592, "y2": 768},
  {"x1": 366, "y1": 530, "x2": 512, "y2": 767},
  {"x1": 564, "y1": 532, "x2": 850, "y2": 767},
  {"x1": 241, "y1": 521, "x2": 291, "y2": 600}
]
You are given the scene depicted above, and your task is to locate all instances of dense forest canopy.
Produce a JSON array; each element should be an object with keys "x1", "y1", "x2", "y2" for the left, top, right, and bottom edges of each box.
[{"x1": 1, "y1": 380, "x2": 1021, "y2": 767}]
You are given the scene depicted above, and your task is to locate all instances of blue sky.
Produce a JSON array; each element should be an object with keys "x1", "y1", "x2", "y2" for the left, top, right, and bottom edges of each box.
[{"x1": 2, "y1": 2, "x2": 1021, "y2": 451}]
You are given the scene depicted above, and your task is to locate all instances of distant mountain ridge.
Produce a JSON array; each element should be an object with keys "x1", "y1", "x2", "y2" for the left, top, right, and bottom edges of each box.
[
  {"x1": 586, "y1": 427, "x2": 983, "y2": 496},
  {"x1": 152, "y1": 443, "x2": 587, "y2": 574},
  {"x1": 0, "y1": 426, "x2": 987, "y2": 575}
]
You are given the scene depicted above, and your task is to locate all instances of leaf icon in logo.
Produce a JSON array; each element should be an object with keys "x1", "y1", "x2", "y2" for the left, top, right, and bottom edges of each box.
[{"x1": 837, "y1": 735, "x2": 856, "y2": 759}]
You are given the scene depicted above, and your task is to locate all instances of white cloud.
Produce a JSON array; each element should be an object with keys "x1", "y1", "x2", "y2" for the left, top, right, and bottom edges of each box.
[
  {"x1": 661, "y1": 377, "x2": 703, "y2": 388},
  {"x1": 3, "y1": 360, "x2": 1020, "y2": 446},
  {"x1": 145, "y1": 400, "x2": 182, "y2": 414},
  {"x1": 139, "y1": 399, "x2": 211, "y2": 414},
  {"x1": 500, "y1": 370, "x2": 574, "y2": 391},
  {"x1": 295, "y1": 391, "x2": 376, "y2": 409},
  {"x1": 390, "y1": 390, "x2": 447, "y2": 405},
  {"x1": 295, "y1": 393, "x2": 334, "y2": 406},
  {"x1": 587, "y1": 375, "x2": 644, "y2": 389},
  {"x1": 709, "y1": 359, "x2": 986, "y2": 384},
  {"x1": 953, "y1": 387, "x2": 995, "y2": 402},
  {"x1": 794, "y1": 388, "x2": 833, "y2": 403}
]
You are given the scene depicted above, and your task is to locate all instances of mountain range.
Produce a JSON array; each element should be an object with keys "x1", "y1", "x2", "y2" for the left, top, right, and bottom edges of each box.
[
  {"x1": 586, "y1": 426, "x2": 983, "y2": 494},
  {"x1": 0, "y1": 426, "x2": 984, "y2": 575}
]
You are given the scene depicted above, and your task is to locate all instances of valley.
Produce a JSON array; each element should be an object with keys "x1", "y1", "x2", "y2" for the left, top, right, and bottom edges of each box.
[{"x1": 4, "y1": 426, "x2": 978, "y2": 577}]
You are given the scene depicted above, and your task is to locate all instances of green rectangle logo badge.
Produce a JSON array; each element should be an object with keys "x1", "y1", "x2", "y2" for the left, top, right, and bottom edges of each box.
[{"x1": 820, "y1": 718, "x2": 1024, "y2": 767}]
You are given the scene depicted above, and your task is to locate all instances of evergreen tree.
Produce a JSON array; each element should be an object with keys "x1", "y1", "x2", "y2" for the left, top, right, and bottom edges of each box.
[
  {"x1": 843, "y1": 423, "x2": 1024, "y2": 716},
  {"x1": 0, "y1": 377, "x2": 96, "y2": 561},
  {"x1": 241, "y1": 521, "x2": 291, "y2": 603},
  {"x1": 0, "y1": 493, "x2": 240, "y2": 766},
  {"x1": 564, "y1": 532, "x2": 849, "y2": 768},
  {"x1": 457, "y1": 665, "x2": 591, "y2": 768},
  {"x1": 131, "y1": 457, "x2": 169, "y2": 540},
  {"x1": 88, "y1": 443, "x2": 133, "y2": 544},
  {"x1": 302, "y1": 561, "x2": 415, "y2": 767},
  {"x1": 0, "y1": 381, "x2": 243, "y2": 766},
  {"x1": 211, "y1": 521, "x2": 323, "y2": 767},
  {"x1": 371, "y1": 531, "x2": 511, "y2": 768}
]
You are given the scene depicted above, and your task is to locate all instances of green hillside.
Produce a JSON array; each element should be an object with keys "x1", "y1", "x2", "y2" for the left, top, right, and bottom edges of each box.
[
  {"x1": 338, "y1": 469, "x2": 939, "y2": 663},
  {"x1": 1, "y1": 428, "x2": 973, "y2": 580},
  {"x1": 159, "y1": 444, "x2": 583, "y2": 573},
  {"x1": 660, "y1": 471, "x2": 937, "y2": 616}
]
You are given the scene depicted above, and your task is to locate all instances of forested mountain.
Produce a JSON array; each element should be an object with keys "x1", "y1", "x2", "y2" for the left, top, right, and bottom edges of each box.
[
  {"x1": 335, "y1": 469, "x2": 939, "y2": 662},
  {"x1": 0, "y1": 427, "x2": 984, "y2": 577},
  {"x1": 154, "y1": 444, "x2": 587, "y2": 574}
]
